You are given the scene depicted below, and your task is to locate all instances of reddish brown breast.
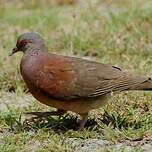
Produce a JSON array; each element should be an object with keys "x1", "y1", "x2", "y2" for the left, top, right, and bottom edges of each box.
[{"x1": 20, "y1": 51, "x2": 75, "y2": 98}]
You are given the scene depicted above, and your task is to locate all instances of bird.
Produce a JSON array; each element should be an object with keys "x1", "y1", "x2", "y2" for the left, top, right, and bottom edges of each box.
[{"x1": 10, "y1": 32, "x2": 152, "y2": 130}]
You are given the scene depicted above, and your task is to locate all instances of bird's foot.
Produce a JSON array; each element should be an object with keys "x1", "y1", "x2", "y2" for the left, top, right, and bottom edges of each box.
[{"x1": 77, "y1": 113, "x2": 88, "y2": 131}]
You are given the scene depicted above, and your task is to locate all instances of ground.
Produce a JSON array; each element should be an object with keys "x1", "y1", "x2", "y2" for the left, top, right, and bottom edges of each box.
[{"x1": 0, "y1": 0, "x2": 152, "y2": 151}]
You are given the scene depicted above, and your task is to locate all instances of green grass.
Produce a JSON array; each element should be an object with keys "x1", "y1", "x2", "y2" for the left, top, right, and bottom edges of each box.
[{"x1": 0, "y1": 0, "x2": 152, "y2": 151}]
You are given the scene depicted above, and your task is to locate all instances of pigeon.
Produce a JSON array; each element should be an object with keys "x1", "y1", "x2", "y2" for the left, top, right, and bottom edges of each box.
[{"x1": 10, "y1": 32, "x2": 152, "y2": 130}]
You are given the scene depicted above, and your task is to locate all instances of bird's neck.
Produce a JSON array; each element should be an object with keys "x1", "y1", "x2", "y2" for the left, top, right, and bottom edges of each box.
[{"x1": 24, "y1": 43, "x2": 47, "y2": 54}]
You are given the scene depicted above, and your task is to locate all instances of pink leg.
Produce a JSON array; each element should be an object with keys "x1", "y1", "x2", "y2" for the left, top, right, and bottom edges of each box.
[{"x1": 78, "y1": 113, "x2": 88, "y2": 130}]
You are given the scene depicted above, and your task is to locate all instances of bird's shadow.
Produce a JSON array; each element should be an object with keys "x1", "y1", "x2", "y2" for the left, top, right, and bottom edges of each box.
[{"x1": 23, "y1": 114, "x2": 98, "y2": 132}]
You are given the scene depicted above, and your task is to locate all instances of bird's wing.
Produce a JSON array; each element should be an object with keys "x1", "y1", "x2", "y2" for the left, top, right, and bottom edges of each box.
[
  {"x1": 33, "y1": 54, "x2": 148, "y2": 100},
  {"x1": 69, "y1": 57, "x2": 148, "y2": 98}
]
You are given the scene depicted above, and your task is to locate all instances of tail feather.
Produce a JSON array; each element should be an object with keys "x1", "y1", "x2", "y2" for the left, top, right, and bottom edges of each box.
[{"x1": 130, "y1": 77, "x2": 152, "y2": 91}]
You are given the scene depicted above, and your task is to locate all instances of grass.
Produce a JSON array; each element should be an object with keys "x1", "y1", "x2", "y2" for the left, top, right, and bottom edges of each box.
[{"x1": 0, "y1": 0, "x2": 152, "y2": 151}]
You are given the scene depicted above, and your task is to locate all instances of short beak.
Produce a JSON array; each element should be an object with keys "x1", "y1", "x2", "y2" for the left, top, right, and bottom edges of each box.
[{"x1": 9, "y1": 47, "x2": 18, "y2": 56}]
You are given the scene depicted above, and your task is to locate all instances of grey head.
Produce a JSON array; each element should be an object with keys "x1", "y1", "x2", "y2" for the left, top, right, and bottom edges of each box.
[{"x1": 10, "y1": 32, "x2": 45, "y2": 55}]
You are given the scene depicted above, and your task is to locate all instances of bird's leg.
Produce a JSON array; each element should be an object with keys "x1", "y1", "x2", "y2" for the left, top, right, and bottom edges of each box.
[
  {"x1": 78, "y1": 113, "x2": 88, "y2": 131},
  {"x1": 25, "y1": 109, "x2": 66, "y2": 122}
]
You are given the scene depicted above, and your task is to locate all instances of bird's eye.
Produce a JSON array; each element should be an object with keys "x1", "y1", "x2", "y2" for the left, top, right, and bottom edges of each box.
[
  {"x1": 16, "y1": 39, "x2": 31, "y2": 48},
  {"x1": 20, "y1": 40, "x2": 27, "y2": 46}
]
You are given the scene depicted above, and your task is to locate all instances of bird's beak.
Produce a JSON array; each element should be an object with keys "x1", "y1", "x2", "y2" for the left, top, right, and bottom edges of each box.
[{"x1": 9, "y1": 47, "x2": 19, "y2": 56}]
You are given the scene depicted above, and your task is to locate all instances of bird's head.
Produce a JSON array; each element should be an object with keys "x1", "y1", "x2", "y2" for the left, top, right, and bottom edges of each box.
[{"x1": 10, "y1": 32, "x2": 45, "y2": 56}]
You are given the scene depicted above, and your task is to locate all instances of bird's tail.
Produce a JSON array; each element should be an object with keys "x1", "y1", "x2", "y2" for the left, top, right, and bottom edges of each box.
[{"x1": 130, "y1": 77, "x2": 152, "y2": 91}]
